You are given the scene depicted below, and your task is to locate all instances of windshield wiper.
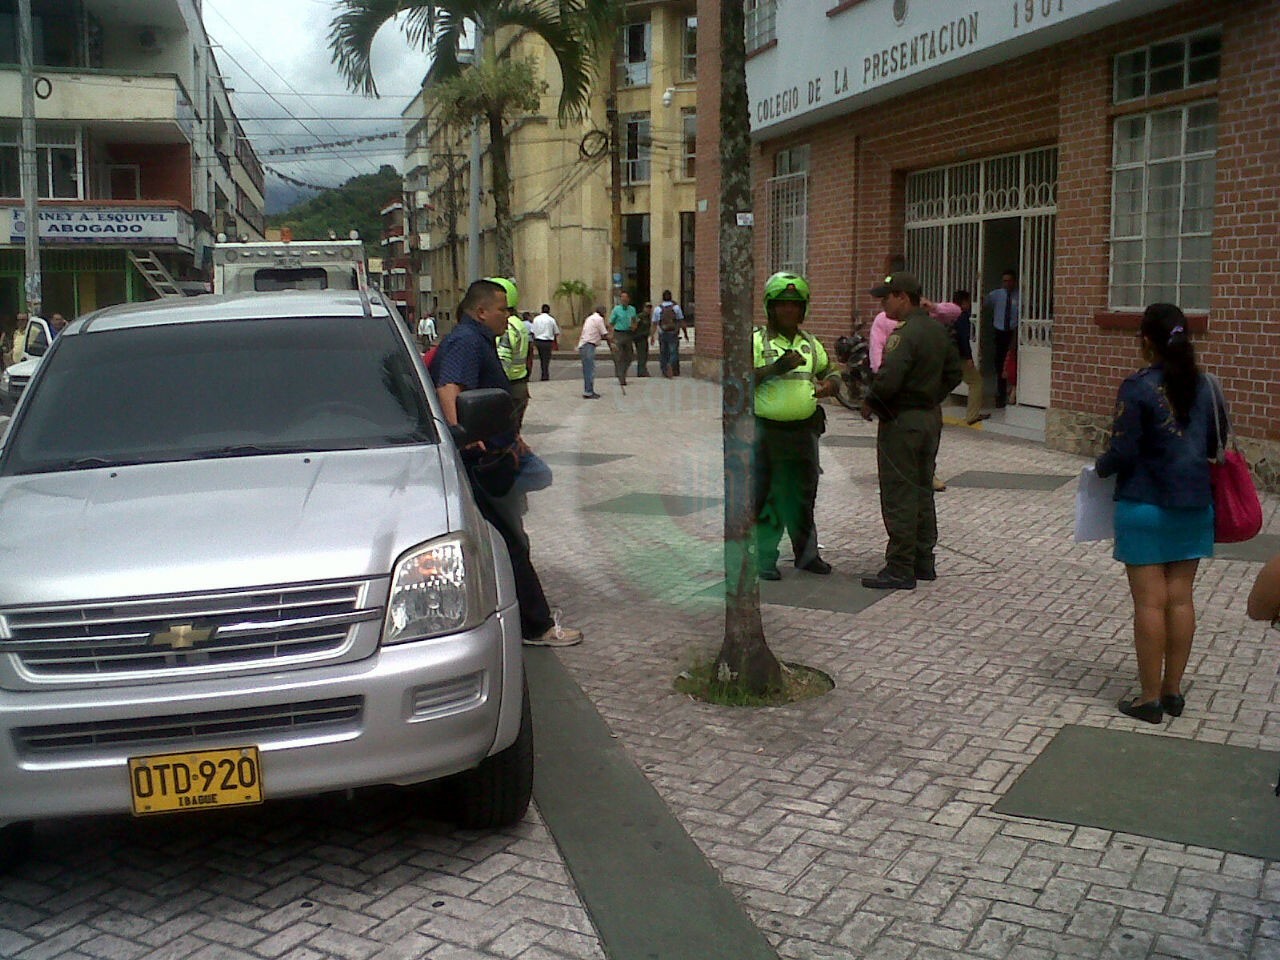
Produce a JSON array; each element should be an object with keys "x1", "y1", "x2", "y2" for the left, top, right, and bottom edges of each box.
[
  {"x1": 193, "y1": 444, "x2": 317, "y2": 459},
  {"x1": 23, "y1": 455, "x2": 148, "y2": 474}
]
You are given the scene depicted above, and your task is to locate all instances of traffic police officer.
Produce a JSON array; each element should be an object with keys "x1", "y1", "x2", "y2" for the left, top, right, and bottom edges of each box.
[
  {"x1": 752, "y1": 271, "x2": 840, "y2": 581},
  {"x1": 861, "y1": 271, "x2": 963, "y2": 590},
  {"x1": 490, "y1": 277, "x2": 532, "y2": 431}
]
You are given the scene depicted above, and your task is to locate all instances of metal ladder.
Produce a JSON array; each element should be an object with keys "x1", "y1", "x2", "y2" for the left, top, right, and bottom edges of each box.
[{"x1": 127, "y1": 251, "x2": 184, "y2": 298}]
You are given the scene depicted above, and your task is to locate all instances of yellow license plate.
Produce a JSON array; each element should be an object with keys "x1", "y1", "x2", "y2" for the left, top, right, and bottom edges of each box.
[{"x1": 128, "y1": 747, "x2": 263, "y2": 816}]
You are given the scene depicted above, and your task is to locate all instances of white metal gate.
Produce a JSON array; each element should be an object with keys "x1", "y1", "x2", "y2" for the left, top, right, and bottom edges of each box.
[{"x1": 905, "y1": 147, "x2": 1058, "y2": 408}]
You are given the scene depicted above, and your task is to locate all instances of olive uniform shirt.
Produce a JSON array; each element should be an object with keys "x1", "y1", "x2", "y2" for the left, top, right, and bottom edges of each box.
[{"x1": 866, "y1": 307, "x2": 963, "y2": 415}]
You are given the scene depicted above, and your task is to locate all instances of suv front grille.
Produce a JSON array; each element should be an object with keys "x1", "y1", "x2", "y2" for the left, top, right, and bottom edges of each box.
[
  {"x1": 1, "y1": 581, "x2": 382, "y2": 681},
  {"x1": 13, "y1": 697, "x2": 363, "y2": 756}
]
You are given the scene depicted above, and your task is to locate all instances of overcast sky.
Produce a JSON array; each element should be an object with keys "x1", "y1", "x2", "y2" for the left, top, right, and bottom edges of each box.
[{"x1": 203, "y1": 0, "x2": 431, "y2": 195}]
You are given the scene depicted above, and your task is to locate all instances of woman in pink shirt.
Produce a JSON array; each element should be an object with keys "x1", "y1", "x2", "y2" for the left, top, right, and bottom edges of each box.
[{"x1": 868, "y1": 298, "x2": 962, "y2": 371}]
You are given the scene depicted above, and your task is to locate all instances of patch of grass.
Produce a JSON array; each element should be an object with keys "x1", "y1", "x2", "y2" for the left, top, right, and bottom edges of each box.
[{"x1": 674, "y1": 659, "x2": 834, "y2": 707}]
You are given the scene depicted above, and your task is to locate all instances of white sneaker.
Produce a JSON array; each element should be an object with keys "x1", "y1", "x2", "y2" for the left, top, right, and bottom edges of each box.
[{"x1": 523, "y1": 624, "x2": 583, "y2": 647}]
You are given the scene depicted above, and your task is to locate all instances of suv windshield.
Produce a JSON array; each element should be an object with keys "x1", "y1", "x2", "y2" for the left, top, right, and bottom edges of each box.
[{"x1": 2, "y1": 314, "x2": 436, "y2": 475}]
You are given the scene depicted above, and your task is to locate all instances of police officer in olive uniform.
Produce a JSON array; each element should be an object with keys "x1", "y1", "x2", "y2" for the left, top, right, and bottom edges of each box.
[
  {"x1": 491, "y1": 277, "x2": 532, "y2": 431},
  {"x1": 860, "y1": 272, "x2": 963, "y2": 590},
  {"x1": 753, "y1": 272, "x2": 841, "y2": 581}
]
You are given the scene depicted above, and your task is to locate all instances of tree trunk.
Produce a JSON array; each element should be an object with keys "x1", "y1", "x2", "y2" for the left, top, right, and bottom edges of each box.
[
  {"x1": 713, "y1": 0, "x2": 782, "y2": 694},
  {"x1": 488, "y1": 111, "x2": 515, "y2": 277}
]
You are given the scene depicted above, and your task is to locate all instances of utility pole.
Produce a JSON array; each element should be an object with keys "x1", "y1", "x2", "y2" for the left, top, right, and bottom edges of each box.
[
  {"x1": 466, "y1": 23, "x2": 484, "y2": 283},
  {"x1": 18, "y1": 0, "x2": 41, "y2": 316}
]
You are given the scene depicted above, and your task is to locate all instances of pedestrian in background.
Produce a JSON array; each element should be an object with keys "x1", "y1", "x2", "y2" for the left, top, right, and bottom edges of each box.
[
  {"x1": 491, "y1": 278, "x2": 532, "y2": 431},
  {"x1": 608, "y1": 292, "x2": 638, "y2": 386},
  {"x1": 531, "y1": 304, "x2": 560, "y2": 382},
  {"x1": 950, "y1": 290, "x2": 989, "y2": 425},
  {"x1": 1095, "y1": 303, "x2": 1224, "y2": 723},
  {"x1": 634, "y1": 301, "x2": 653, "y2": 377},
  {"x1": 655, "y1": 290, "x2": 686, "y2": 377},
  {"x1": 417, "y1": 310, "x2": 437, "y2": 350},
  {"x1": 752, "y1": 272, "x2": 839, "y2": 581},
  {"x1": 577, "y1": 304, "x2": 610, "y2": 399},
  {"x1": 984, "y1": 269, "x2": 1019, "y2": 407},
  {"x1": 860, "y1": 272, "x2": 962, "y2": 590}
]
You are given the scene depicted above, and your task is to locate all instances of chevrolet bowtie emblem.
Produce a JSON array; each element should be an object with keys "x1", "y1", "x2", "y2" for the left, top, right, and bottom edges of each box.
[{"x1": 151, "y1": 623, "x2": 214, "y2": 650}]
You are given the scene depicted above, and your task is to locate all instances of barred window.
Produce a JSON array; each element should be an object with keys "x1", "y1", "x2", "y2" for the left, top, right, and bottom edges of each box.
[
  {"x1": 766, "y1": 147, "x2": 808, "y2": 274},
  {"x1": 1109, "y1": 101, "x2": 1216, "y2": 311},
  {"x1": 745, "y1": 0, "x2": 776, "y2": 52}
]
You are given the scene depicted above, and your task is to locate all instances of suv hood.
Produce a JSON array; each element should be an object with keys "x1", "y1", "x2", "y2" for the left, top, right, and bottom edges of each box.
[{"x1": 0, "y1": 447, "x2": 453, "y2": 605}]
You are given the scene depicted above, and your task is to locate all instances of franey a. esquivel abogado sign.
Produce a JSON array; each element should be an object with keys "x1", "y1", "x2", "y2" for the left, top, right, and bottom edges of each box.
[{"x1": 8, "y1": 207, "x2": 186, "y2": 244}]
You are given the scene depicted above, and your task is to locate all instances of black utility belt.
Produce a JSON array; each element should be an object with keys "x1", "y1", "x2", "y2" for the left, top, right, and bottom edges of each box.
[{"x1": 756, "y1": 409, "x2": 825, "y2": 432}]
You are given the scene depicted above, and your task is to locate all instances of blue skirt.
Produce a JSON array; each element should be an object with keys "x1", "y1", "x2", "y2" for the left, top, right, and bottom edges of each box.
[{"x1": 1113, "y1": 499, "x2": 1214, "y2": 566}]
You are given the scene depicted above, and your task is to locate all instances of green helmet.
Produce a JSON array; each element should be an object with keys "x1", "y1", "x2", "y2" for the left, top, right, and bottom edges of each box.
[
  {"x1": 764, "y1": 271, "x2": 810, "y2": 308},
  {"x1": 487, "y1": 276, "x2": 519, "y2": 309}
]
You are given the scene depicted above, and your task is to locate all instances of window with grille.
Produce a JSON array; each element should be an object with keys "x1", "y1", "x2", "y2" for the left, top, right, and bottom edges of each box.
[
  {"x1": 766, "y1": 146, "x2": 808, "y2": 274},
  {"x1": 1109, "y1": 101, "x2": 1216, "y2": 311},
  {"x1": 681, "y1": 109, "x2": 696, "y2": 179},
  {"x1": 622, "y1": 112, "x2": 651, "y2": 185},
  {"x1": 745, "y1": 0, "x2": 776, "y2": 52},
  {"x1": 1113, "y1": 29, "x2": 1220, "y2": 103},
  {"x1": 619, "y1": 21, "x2": 651, "y2": 87},
  {"x1": 682, "y1": 16, "x2": 698, "y2": 80}
]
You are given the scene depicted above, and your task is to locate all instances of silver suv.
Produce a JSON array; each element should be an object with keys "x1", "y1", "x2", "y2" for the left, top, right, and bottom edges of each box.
[{"x1": 0, "y1": 290, "x2": 529, "y2": 864}]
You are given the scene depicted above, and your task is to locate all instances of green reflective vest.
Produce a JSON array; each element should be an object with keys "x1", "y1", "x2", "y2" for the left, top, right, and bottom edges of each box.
[
  {"x1": 497, "y1": 316, "x2": 531, "y2": 382},
  {"x1": 752, "y1": 326, "x2": 831, "y2": 421}
]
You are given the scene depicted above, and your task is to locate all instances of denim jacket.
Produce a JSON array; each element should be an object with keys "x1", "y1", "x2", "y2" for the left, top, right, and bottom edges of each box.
[{"x1": 1095, "y1": 367, "x2": 1226, "y2": 509}]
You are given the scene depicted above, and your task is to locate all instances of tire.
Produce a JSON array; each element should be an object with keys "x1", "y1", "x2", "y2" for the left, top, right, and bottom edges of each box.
[
  {"x1": 833, "y1": 371, "x2": 864, "y2": 411},
  {"x1": 0, "y1": 822, "x2": 32, "y2": 873},
  {"x1": 447, "y1": 678, "x2": 533, "y2": 829}
]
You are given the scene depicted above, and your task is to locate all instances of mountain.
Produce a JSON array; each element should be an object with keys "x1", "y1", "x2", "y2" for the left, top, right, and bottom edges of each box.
[
  {"x1": 266, "y1": 166, "x2": 404, "y2": 257},
  {"x1": 265, "y1": 180, "x2": 315, "y2": 216}
]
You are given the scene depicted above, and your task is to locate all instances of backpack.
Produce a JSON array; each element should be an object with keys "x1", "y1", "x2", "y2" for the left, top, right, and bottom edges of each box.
[{"x1": 658, "y1": 303, "x2": 679, "y2": 332}]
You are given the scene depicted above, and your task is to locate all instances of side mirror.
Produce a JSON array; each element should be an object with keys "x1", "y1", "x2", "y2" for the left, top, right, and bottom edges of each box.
[{"x1": 452, "y1": 388, "x2": 515, "y2": 445}]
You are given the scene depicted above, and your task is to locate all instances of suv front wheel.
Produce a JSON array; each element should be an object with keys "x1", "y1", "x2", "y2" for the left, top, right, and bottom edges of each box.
[{"x1": 447, "y1": 677, "x2": 533, "y2": 829}]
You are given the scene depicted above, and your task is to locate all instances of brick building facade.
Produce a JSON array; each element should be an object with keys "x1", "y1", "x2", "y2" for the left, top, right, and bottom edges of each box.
[{"x1": 695, "y1": 0, "x2": 1279, "y2": 485}]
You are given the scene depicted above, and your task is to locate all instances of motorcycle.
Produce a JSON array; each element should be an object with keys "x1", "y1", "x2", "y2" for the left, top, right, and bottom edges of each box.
[{"x1": 831, "y1": 325, "x2": 873, "y2": 412}]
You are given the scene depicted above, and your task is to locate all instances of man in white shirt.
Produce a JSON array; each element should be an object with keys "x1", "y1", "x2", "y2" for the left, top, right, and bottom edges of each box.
[
  {"x1": 416, "y1": 311, "x2": 437, "y2": 350},
  {"x1": 576, "y1": 305, "x2": 611, "y2": 399},
  {"x1": 530, "y1": 304, "x2": 561, "y2": 381}
]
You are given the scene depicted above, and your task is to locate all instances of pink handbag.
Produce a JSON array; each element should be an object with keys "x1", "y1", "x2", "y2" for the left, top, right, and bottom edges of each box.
[{"x1": 1208, "y1": 376, "x2": 1263, "y2": 544}]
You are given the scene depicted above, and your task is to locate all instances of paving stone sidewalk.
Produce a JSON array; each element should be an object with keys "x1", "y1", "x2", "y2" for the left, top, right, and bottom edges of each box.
[
  {"x1": 3, "y1": 369, "x2": 1279, "y2": 960},
  {"x1": 524, "y1": 372, "x2": 1280, "y2": 960}
]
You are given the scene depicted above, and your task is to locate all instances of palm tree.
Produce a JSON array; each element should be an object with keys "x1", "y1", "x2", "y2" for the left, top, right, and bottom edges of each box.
[
  {"x1": 714, "y1": 0, "x2": 782, "y2": 693},
  {"x1": 328, "y1": 0, "x2": 595, "y2": 276}
]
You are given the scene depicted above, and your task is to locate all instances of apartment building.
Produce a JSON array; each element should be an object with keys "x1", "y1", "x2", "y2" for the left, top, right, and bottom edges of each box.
[
  {"x1": 403, "y1": 1, "x2": 698, "y2": 327},
  {"x1": 0, "y1": 0, "x2": 265, "y2": 319},
  {"x1": 379, "y1": 193, "x2": 413, "y2": 325},
  {"x1": 697, "y1": 0, "x2": 1279, "y2": 480}
]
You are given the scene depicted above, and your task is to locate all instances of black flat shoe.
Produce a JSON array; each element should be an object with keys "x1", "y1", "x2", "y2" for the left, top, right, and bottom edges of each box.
[
  {"x1": 1160, "y1": 693, "x2": 1185, "y2": 717},
  {"x1": 1118, "y1": 697, "x2": 1163, "y2": 724},
  {"x1": 759, "y1": 567, "x2": 781, "y2": 581},
  {"x1": 861, "y1": 571, "x2": 916, "y2": 590},
  {"x1": 914, "y1": 567, "x2": 937, "y2": 581}
]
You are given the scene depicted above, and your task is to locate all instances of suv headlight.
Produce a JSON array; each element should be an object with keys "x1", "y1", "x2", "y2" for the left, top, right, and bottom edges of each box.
[{"x1": 384, "y1": 532, "x2": 497, "y2": 644}]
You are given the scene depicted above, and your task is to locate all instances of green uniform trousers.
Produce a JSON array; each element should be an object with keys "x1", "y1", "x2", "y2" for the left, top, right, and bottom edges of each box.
[
  {"x1": 876, "y1": 407, "x2": 942, "y2": 578},
  {"x1": 754, "y1": 414, "x2": 822, "y2": 570}
]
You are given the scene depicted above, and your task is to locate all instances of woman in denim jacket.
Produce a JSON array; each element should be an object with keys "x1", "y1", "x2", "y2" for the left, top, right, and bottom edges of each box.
[{"x1": 1095, "y1": 303, "x2": 1224, "y2": 724}]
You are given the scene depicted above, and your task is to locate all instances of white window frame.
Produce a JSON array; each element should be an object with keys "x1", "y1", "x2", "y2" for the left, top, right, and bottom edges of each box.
[
  {"x1": 619, "y1": 21, "x2": 651, "y2": 88},
  {"x1": 621, "y1": 112, "x2": 651, "y2": 185},
  {"x1": 0, "y1": 123, "x2": 82, "y2": 200},
  {"x1": 1108, "y1": 100, "x2": 1217, "y2": 311},
  {"x1": 680, "y1": 108, "x2": 696, "y2": 180},
  {"x1": 682, "y1": 16, "x2": 698, "y2": 81},
  {"x1": 1113, "y1": 28, "x2": 1221, "y2": 104},
  {"x1": 745, "y1": 0, "x2": 776, "y2": 53}
]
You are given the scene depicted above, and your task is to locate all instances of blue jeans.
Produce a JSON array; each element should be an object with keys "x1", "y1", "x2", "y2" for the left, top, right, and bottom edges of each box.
[
  {"x1": 659, "y1": 330, "x2": 681, "y2": 375},
  {"x1": 579, "y1": 342, "x2": 597, "y2": 395}
]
